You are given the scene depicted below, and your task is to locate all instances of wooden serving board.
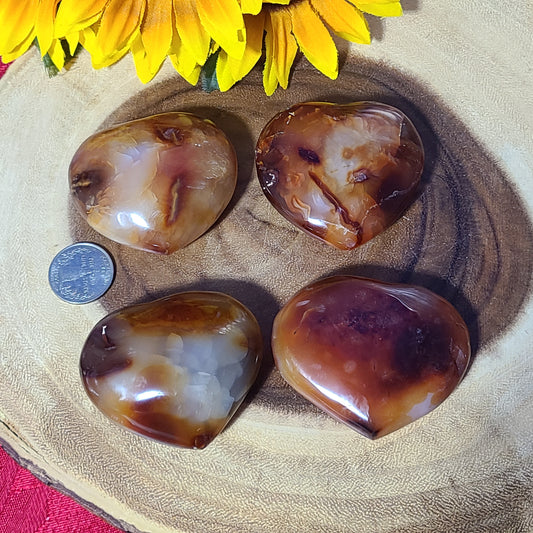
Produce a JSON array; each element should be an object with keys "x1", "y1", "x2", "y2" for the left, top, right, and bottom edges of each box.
[{"x1": 0, "y1": 1, "x2": 532, "y2": 531}]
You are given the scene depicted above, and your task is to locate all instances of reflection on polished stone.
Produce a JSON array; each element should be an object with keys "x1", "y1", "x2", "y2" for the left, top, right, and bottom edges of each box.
[
  {"x1": 70, "y1": 113, "x2": 237, "y2": 254},
  {"x1": 256, "y1": 102, "x2": 424, "y2": 249},
  {"x1": 272, "y1": 276, "x2": 470, "y2": 438},
  {"x1": 80, "y1": 292, "x2": 262, "y2": 449}
]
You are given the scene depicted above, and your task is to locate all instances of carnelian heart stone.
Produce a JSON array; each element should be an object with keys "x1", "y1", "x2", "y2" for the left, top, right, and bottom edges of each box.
[
  {"x1": 272, "y1": 276, "x2": 471, "y2": 438},
  {"x1": 70, "y1": 113, "x2": 237, "y2": 255},
  {"x1": 80, "y1": 292, "x2": 262, "y2": 449},
  {"x1": 256, "y1": 102, "x2": 424, "y2": 250}
]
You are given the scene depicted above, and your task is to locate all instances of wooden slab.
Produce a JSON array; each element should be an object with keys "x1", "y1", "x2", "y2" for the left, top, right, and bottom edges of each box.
[{"x1": 0, "y1": 1, "x2": 532, "y2": 531}]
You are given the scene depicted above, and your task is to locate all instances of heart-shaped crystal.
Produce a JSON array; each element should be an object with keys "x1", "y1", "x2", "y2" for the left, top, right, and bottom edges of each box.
[
  {"x1": 70, "y1": 113, "x2": 237, "y2": 254},
  {"x1": 272, "y1": 276, "x2": 470, "y2": 438},
  {"x1": 80, "y1": 292, "x2": 262, "y2": 448},
  {"x1": 256, "y1": 102, "x2": 424, "y2": 250}
]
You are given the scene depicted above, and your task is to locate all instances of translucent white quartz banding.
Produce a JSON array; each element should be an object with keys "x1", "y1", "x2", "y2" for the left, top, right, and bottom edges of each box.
[{"x1": 80, "y1": 292, "x2": 262, "y2": 449}]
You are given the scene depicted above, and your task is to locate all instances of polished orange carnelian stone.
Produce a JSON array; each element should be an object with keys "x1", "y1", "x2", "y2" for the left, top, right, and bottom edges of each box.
[
  {"x1": 80, "y1": 292, "x2": 262, "y2": 449},
  {"x1": 70, "y1": 113, "x2": 237, "y2": 254},
  {"x1": 256, "y1": 102, "x2": 424, "y2": 250},
  {"x1": 272, "y1": 276, "x2": 470, "y2": 438}
]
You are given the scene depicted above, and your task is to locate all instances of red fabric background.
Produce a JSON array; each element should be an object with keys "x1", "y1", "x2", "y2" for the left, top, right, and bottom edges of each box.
[
  {"x1": 0, "y1": 59, "x2": 123, "y2": 533},
  {"x1": 0, "y1": 61, "x2": 9, "y2": 78},
  {"x1": 0, "y1": 447, "x2": 121, "y2": 533}
]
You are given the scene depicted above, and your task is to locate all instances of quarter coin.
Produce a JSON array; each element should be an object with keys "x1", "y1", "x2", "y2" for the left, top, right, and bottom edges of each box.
[{"x1": 48, "y1": 242, "x2": 115, "y2": 304}]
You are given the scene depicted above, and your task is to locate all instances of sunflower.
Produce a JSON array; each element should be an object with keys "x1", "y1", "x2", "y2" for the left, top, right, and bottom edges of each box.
[
  {"x1": 218, "y1": 0, "x2": 403, "y2": 95},
  {"x1": 0, "y1": 0, "x2": 67, "y2": 70},
  {"x1": 0, "y1": 0, "x2": 402, "y2": 93}
]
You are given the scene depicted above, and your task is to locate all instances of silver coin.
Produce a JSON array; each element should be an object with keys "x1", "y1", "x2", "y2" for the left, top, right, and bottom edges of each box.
[{"x1": 48, "y1": 242, "x2": 115, "y2": 304}]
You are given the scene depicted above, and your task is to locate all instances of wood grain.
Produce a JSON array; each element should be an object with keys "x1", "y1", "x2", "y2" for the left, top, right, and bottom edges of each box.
[{"x1": 0, "y1": 2, "x2": 532, "y2": 532}]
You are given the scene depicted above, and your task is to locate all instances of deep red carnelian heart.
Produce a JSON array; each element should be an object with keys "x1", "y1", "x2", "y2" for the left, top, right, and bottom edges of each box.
[
  {"x1": 256, "y1": 102, "x2": 424, "y2": 250},
  {"x1": 272, "y1": 276, "x2": 471, "y2": 438}
]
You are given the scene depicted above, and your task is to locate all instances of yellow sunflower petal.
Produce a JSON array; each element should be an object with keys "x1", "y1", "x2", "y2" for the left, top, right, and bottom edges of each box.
[
  {"x1": 215, "y1": 52, "x2": 236, "y2": 92},
  {"x1": 349, "y1": 0, "x2": 403, "y2": 17},
  {"x1": 47, "y1": 38, "x2": 66, "y2": 70},
  {"x1": 290, "y1": 0, "x2": 338, "y2": 80},
  {"x1": 196, "y1": 0, "x2": 246, "y2": 59},
  {"x1": 64, "y1": 31, "x2": 80, "y2": 55},
  {"x1": 89, "y1": 31, "x2": 131, "y2": 69},
  {"x1": 216, "y1": 11, "x2": 265, "y2": 91},
  {"x1": 168, "y1": 31, "x2": 201, "y2": 85},
  {"x1": 239, "y1": 0, "x2": 262, "y2": 15},
  {"x1": 131, "y1": 34, "x2": 152, "y2": 83},
  {"x1": 268, "y1": 8, "x2": 297, "y2": 90},
  {"x1": 228, "y1": 13, "x2": 265, "y2": 82},
  {"x1": 173, "y1": 0, "x2": 210, "y2": 65},
  {"x1": 81, "y1": 25, "x2": 128, "y2": 68},
  {"x1": 35, "y1": 0, "x2": 61, "y2": 56},
  {"x1": 136, "y1": 0, "x2": 173, "y2": 81},
  {"x1": 79, "y1": 26, "x2": 98, "y2": 55},
  {"x1": 263, "y1": 16, "x2": 278, "y2": 96},
  {"x1": 310, "y1": 0, "x2": 370, "y2": 44},
  {"x1": 0, "y1": 0, "x2": 38, "y2": 56},
  {"x1": 54, "y1": 0, "x2": 109, "y2": 36},
  {"x1": 1, "y1": 29, "x2": 36, "y2": 63},
  {"x1": 95, "y1": 0, "x2": 145, "y2": 59},
  {"x1": 92, "y1": 45, "x2": 131, "y2": 69}
]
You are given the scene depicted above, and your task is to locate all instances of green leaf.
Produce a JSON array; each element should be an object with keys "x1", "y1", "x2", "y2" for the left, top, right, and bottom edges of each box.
[
  {"x1": 200, "y1": 51, "x2": 220, "y2": 92},
  {"x1": 40, "y1": 39, "x2": 82, "y2": 78},
  {"x1": 42, "y1": 52, "x2": 59, "y2": 77}
]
